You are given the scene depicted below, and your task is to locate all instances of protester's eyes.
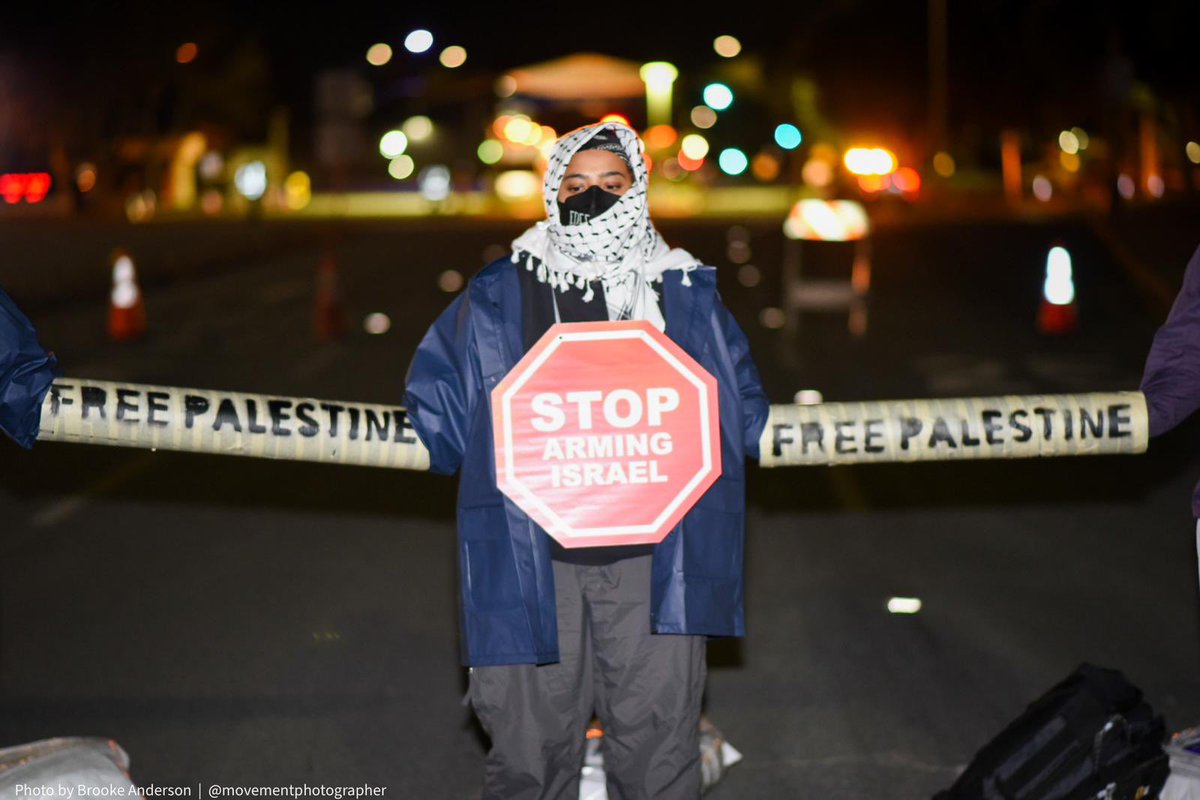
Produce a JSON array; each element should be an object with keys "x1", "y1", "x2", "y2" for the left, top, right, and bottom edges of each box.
[
  {"x1": 563, "y1": 182, "x2": 585, "y2": 194},
  {"x1": 604, "y1": 180, "x2": 628, "y2": 193}
]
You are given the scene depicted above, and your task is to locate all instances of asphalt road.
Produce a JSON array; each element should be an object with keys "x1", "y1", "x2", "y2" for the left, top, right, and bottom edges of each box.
[{"x1": 2, "y1": 211, "x2": 1199, "y2": 798}]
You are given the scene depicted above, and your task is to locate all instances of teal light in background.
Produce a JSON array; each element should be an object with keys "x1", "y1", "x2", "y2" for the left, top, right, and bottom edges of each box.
[
  {"x1": 774, "y1": 124, "x2": 803, "y2": 150},
  {"x1": 718, "y1": 148, "x2": 748, "y2": 175},
  {"x1": 702, "y1": 83, "x2": 733, "y2": 111}
]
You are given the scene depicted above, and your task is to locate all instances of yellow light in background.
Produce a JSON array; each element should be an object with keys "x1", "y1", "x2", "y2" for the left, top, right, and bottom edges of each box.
[
  {"x1": 713, "y1": 35, "x2": 742, "y2": 58},
  {"x1": 76, "y1": 163, "x2": 97, "y2": 193},
  {"x1": 495, "y1": 75, "x2": 517, "y2": 97},
  {"x1": 680, "y1": 134, "x2": 710, "y2": 160},
  {"x1": 403, "y1": 115, "x2": 434, "y2": 142},
  {"x1": 540, "y1": 126, "x2": 557, "y2": 143},
  {"x1": 690, "y1": 106, "x2": 717, "y2": 130},
  {"x1": 388, "y1": 155, "x2": 415, "y2": 180},
  {"x1": 661, "y1": 158, "x2": 685, "y2": 181},
  {"x1": 503, "y1": 116, "x2": 534, "y2": 144},
  {"x1": 284, "y1": 171, "x2": 311, "y2": 210},
  {"x1": 801, "y1": 158, "x2": 833, "y2": 187},
  {"x1": 932, "y1": 151, "x2": 956, "y2": 177},
  {"x1": 1058, "y1": 130, "x2": 1080, "y2": 155},
  {"x1": 379, "y1": 130, "x2": 408, "y2": 158},
  {"x1": 439, "y1": 45, "x2": 467, "y2": 68},
  {"x1": 751, "y1": 152, "x2": 780, "y2": 181},
  {"x1": 1187, "y1": 141, "x2": 1200, "y2": 165},
  {"x1": 643, "y1": 125, "x2": 678, "y2": 150},
  {"x1": 600, "y1": 113, "x2": 630, "y2": 126},
  {"x1": 477, "y1": 139, "x2": 504, "y2": 165},
  {"x1": 1071, "y1": 126, "x2": 1089, "y2": 150},
  {"x1": 639, "y1": 62, "x2": 678, "y2": 128},
  {"x1": 843, "y1": 147, "x2": 896, "y2": 176},
  {"x1": 366, "y1": 43, "x2": 393, "y2": 66},
  {"x1": 494, "y1": 170, "x2": 540, "y2": 201},
  {"x1": 1059, "y1": 151, "x2": 1080, "y2": 172}
]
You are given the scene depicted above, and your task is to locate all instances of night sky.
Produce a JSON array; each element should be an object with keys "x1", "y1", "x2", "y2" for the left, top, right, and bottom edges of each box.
[{"x1": 1, "y1": 1, "x2": 1197, "y2": 160}]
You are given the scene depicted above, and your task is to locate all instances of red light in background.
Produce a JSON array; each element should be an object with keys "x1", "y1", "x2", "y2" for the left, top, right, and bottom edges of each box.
[
  {"x1": 177, "y1": 42, "x2": 198, "y2": 64},
  {"x1": 677, "y1": 152, "x2": 704, "y2": 172},
  {"x1": 24, "y1": 173, "x2": 51, "y2": 203},
  {"x1": 0, "y1": 173, "x2": 53, "y2": 204},
  {"x1": 892, "y1": 167, "x2": 921, "y2": 195}
]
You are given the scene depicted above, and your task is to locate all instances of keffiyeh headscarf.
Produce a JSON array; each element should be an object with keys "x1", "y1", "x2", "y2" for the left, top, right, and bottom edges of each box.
[{"x1": 511, "y1": 122, "x2": 700, "y2": 328}]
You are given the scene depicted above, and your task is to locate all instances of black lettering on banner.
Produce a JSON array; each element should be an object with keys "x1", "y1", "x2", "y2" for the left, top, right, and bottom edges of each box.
[
  {"x1": 365, "y1": 410, "x2": 389, "y2": 442},
  {"x1": 1063, "y1": 409, "x2": 1074, "y2": 441},
  {"x1": 322, "y1": 403, "x2": 345, "y2": 437},
  {"x1": 928, "y1": 417, "x2": 957, "y2": 448},
  {"x1": 982, "y1": 410, "x2": 1004, "y2": 445},
  {"x1": 960, "y1": 419, "x2": 981, "y2": 447},
  {"x1": 184, "y1": 395, "x2": 210, "y2": 429},
  {"x1": 771, "y1": 424, "x2": 795, "y2": 457},
  {"x1": 899, "y1": 418, "x2": 923, "y2": 450},
  {"x1": 1079, "y1": 408, "x2": 1103, "y2": 439},
  {"x1": 296, "y1": 403, "x2": 320, "y2": 438},
  {"x1": 864, "y1": 419, "x2": 884, "y2": 453},
  {"x1": 81, "y1": 386, "x2": 107, "y2": 419},
  {"x1": 800, "y1": 422, "x2": 825, "y2": 454},
  {"x1": 1033, "y1": 408, "x2": 1054, "y2": 439},
  {"x1": 268, "y1": 400, "x2": 293, "y2": 437},
  {"x1": 116, "y1": 389, "x2": 140, "y2": 422},
  {"x1": 212, "y1": 398, "x2": 243, "y2": 433},
  {"x1": 245, "y1": 399, "x2": 268, "y2": 434},
  {"x1": 1010, "y1": 409, "x2": 1033, "y2": 442},
  {"x1": 348, "y1": 408, "x2": 361, "y2": 440},
  {"x1": 147, "y1": 392, "x2": 170, "y2": 427},
  {"x1": 1109, "y1": 404, "x2": 1132, "y2": 438},
  {"x1": 393, "y1": 409, "x2": 417, "y2": 444},
  {"x1": 49, "y1": 384, "x2": 73, "y2": 417},
  {"x1": 834, "y1": 420, "x2": 857, "y2": 454}
]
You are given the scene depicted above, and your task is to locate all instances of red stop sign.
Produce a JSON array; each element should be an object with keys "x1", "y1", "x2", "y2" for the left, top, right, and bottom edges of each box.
[{"x1": 492, "y1": 320, "x2": 722, "y2": 548}]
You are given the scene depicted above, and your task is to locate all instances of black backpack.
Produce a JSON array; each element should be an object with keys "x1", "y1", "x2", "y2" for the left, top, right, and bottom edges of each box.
[{"x1": 935, "y1": 663, "x2": 1168, "y2": 800}]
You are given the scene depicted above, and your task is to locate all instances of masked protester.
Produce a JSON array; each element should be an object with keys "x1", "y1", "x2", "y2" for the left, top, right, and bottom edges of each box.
[
  {"x1": 404, "y1": 122, "x2": 769, "y2": 799},
  {"x1": 1140, "y1": 243, "x2": 1200, "y2": 590}
]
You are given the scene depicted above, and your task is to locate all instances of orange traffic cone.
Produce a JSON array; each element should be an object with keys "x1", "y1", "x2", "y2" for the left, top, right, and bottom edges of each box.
[
  {"x1": 1037, "y1": 245, "x2": 1078, "y2": 335},
  {"x1": 314, "y1": 251, "x2": 346, "y2": 341},
  {"x1": 108, "y1": 248, "x2": 147, "y2": 342}
]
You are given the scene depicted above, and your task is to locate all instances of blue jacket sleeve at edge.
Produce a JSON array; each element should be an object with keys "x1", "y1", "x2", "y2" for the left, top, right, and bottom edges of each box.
[
  {"x1": 0, "y1": 288, "x2": 57, "y2": 449},
  {"x1": 403, "y1": 292, "x2": 474, "y2": 475},
  {"x1": 715, "y1": 293, "x2": 769, "y2": 460},
  {"x1": 1141, "y1": 244, "x2": 1200, "y2": 437}
]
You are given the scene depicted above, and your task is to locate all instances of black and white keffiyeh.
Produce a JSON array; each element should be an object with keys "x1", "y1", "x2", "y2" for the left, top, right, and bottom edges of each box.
[{"x1": 510, "y1": 121, "x2": 700, "y2": 329}]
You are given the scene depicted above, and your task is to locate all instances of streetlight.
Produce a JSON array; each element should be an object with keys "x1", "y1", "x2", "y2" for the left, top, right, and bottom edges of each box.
[{"x1": 639, "y1": 62, "x2": 678, "y2": 128}]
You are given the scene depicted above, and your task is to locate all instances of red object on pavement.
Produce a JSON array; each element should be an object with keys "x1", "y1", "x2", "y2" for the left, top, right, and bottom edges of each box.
[
  {"x1": 107, "y1": 248, "x2": 146, "y2": 343},
  {"x1": 492, "y1": 320, "x2": 722, "y2": 548},
  {"x1": 1038, "y1": 299, "x2": 1077, "y2": 335},
  {"x1": 314, "y1": 252, "x2": 346, "y2": 341}
]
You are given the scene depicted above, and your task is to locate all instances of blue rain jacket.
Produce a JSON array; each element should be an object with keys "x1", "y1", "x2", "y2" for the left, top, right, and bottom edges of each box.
[
  {"x1": 0, "y1": 288, "x2": 56, "y2": 449},
  {"x1": 404, "y1": 258, "x2": 769, "y2": 666}
]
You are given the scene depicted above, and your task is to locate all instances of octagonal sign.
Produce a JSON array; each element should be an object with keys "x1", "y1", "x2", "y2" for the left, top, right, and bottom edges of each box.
[{"x1": 492, "y1": 320, "x2": 722, "y2": 548}]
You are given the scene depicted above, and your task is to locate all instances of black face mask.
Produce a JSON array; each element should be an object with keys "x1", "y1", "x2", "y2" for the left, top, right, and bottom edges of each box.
[{"x1": 557, "y1": 185, "x2": 621, "y2": 226}]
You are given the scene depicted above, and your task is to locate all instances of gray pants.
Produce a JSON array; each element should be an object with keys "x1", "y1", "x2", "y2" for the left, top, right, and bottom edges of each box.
[{"x1": 468, "y1": 555, "x2": 706, "y2": 800}]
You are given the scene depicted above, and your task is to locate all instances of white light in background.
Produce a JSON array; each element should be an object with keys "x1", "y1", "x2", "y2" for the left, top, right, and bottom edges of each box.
[
  {"x1": 887, "y1": 597, "x2": 922, "y2": 614},
  {"x1": 234, "y1": 161, "x2": 267, "y2": 200}
]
